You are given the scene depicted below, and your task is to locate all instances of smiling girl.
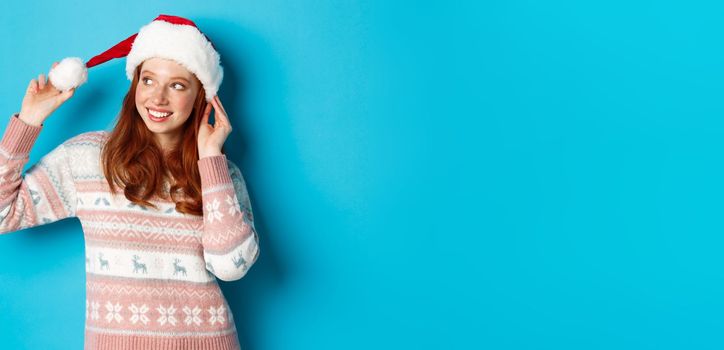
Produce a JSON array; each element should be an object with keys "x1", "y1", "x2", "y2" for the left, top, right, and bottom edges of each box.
[{"x1": 0, "y1": 15, "x2": 258, "y2": 350}]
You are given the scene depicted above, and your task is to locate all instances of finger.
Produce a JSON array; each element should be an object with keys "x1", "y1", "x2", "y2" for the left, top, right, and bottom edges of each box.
[
  {"x1": 200, "y1": 103, "x2": 212, "y2": 125},
  {"x1": 214, "y1": 96, "x2": 229, "y2": 117},
  {"x1": 210, "y1": 98, "x2": 231, "y2": 128},
  {"x1": 209, "y1": 100, "x2": 226, "y2": 130},
  {"x1": 204, "y1": 102, "x2": 212, "y2": 120},
  {"x1": 198, "y1": 104, "x2": 213, "y2": 139},
  {"x1": 208, "y1": 98, "x2": 220, "y2": 123},
  {"x1": 38, "y1": 74, "x2": 46, "y2": 90},
  {"x1": 210, "y1": 96, "x2": 226, "y2": 119},
  {"x1": 214, "y1": 96, "x2": 232, "y2": 131},
  {"x1": 29, "y1": 79, "x2": 38, "y2": 94},
  {"x1": 209, "y1": 97, "x2": 220, "y2": 113},
  {"x1": 61, "y1": 87, "x2": 75, "y2": 101},
  {"x1": 52, "y1": 61, "x2": 59, "y2": 69}
]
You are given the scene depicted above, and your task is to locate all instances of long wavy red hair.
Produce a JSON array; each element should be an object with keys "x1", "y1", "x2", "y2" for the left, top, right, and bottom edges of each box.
[{"x1": 101, "y1": 64, "x2": 223, "y2": 216}]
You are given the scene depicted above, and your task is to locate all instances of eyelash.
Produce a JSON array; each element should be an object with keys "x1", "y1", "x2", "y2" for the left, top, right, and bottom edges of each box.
[{"x1": 141, "y1": 77, "x2": 185, "y2": 90}]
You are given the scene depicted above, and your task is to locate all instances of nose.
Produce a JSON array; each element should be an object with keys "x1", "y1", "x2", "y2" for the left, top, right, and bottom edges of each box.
[{"x1": 151, "y1": 85, "x2": 168, "y2": 105}]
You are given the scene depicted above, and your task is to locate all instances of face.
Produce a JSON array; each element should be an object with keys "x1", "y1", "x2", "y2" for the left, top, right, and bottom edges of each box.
[{"x1": 135, "y1": 57, "x2": 200, "y2": 149}]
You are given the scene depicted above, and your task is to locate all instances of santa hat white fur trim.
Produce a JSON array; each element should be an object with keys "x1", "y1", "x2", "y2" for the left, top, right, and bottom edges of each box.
[{"x1": 126, "y1": 20, "x2": 223, "y2": 102}]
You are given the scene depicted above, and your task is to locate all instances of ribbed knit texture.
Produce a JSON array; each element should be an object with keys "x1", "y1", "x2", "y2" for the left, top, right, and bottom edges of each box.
[{"x1": 0, "y1": 113, "x2": 259, "y2": 350}]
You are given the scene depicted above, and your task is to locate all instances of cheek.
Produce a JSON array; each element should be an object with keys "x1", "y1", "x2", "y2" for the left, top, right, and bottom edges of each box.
[
  {"x1": 134, "y1": 92, "x2": 144, "y2": 113},
  {"x1": 176, "y1": 94, "x2": 197, "y2": 113},
  {"x1": 135, "y1": 86, "x2": 149, "y2": 104}
]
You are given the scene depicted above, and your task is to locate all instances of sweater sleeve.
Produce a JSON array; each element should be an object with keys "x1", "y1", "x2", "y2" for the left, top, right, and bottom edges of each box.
[
  {"x1": 0, "y1": 113, "x2": 78, "y2": 234},
  {"x1": 197, "y1": 154, "x2": 260, "y2": 281}
]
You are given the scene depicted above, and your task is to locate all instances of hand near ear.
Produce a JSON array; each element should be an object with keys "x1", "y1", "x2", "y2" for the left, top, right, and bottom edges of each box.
[{"x1": 198, "y1": 95, "x2": 232, "y2": 159}]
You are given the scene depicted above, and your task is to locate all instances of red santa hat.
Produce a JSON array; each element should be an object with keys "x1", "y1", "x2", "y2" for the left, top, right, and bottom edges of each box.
[{"x1": 48, "y1": 14, "x2": 223, "y2": 102}]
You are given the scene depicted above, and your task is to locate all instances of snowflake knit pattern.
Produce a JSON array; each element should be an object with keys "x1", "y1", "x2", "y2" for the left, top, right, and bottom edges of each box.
[{"x1": 0, "y1": 113, "x2": 260, "y2": 350}]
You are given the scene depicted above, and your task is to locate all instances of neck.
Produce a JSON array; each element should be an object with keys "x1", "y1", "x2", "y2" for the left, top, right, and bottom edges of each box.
[{"x1": 154, "y1": 133, "x2": 181, "y2": 152}]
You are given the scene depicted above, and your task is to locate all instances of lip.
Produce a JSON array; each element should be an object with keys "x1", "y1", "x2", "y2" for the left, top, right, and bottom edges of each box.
[
  {"x1": 146, "y1": 108, "x2": 173, "y2": 122},
  {"x1": 147, "y1": 107, "x2": 173, "y2": 114}
]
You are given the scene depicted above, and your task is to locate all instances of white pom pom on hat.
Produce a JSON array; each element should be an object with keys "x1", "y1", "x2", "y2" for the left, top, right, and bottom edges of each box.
[
  {"x1": 47, "y1": 57, "x2": 88, "y2": 91},
  {"x1": 47, "y1": 14, "x2": 223, "y2": 102}
]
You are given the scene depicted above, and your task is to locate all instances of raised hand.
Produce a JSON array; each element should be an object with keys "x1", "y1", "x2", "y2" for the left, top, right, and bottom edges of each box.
[
  {"x1": 18, "y1": 62, "x2": 77, "y2": 126},
  {"x1": 198, "y1": 95, "x2": 232, "y2": 159}
]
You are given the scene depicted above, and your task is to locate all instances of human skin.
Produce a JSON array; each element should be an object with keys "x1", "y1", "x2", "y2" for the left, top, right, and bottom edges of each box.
[
  {"x1": 18, "y1": 58, "x2": 232, "y2": 159},
  {"x1": 135, "y1": 57, "x2": 232, "y2": 158},
  {"x1": 18, "y1": 62, "x2": 75, "y2": 127}
]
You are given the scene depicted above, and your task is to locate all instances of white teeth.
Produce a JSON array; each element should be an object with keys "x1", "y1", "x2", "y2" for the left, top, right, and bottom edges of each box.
[{"x1": 148, "y1": 109, "x2": 171, "y2": 118}]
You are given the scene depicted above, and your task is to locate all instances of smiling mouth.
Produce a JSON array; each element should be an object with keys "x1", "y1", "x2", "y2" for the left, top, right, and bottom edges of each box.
[{"x1": 147, "y1": 108, "x2": 173, "y2": 119}]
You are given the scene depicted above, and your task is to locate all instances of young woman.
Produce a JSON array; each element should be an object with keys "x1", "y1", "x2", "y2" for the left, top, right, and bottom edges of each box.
[{"x1": 0, "y1": 15, "x2": 259, "y2": 349}]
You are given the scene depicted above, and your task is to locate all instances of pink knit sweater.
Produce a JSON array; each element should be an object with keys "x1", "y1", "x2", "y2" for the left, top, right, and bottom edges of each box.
[{"x1": 0, "y1": 113, "x2": 260, "y2": 350}]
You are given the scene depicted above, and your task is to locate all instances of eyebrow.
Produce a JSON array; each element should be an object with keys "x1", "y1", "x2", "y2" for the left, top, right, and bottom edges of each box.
[{"x1": 140, "y1": 70, "x2": 191, "y2": 83}]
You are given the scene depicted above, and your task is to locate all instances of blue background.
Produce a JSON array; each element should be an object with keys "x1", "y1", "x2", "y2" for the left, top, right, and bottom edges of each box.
[{"x1": 0, "y1": 1, "x2": 720, "y2": 349}]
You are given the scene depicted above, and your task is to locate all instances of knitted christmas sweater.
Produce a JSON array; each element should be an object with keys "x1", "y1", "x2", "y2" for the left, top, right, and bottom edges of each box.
[{"x1": 0, "y1": 113, "x2": 260, "y2": 350}]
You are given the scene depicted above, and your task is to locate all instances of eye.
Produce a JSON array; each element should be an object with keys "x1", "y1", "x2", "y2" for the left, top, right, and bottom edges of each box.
[{"x1": 140, "y1": 77, "x2": 185, "y2": 90}]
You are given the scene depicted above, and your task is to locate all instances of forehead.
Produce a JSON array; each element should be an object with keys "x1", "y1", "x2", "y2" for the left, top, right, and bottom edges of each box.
[{"x1": 140, "y1": 58, "x2": 195, "y2": 80}]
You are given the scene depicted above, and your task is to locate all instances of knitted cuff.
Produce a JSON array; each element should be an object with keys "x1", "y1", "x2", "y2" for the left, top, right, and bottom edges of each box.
[
  {"x1": 198, "y1": 154, "x2": 232, "y2": 188},
  {"x1": 0, "y1": 113, "x2": 42, "y2": 155}
]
